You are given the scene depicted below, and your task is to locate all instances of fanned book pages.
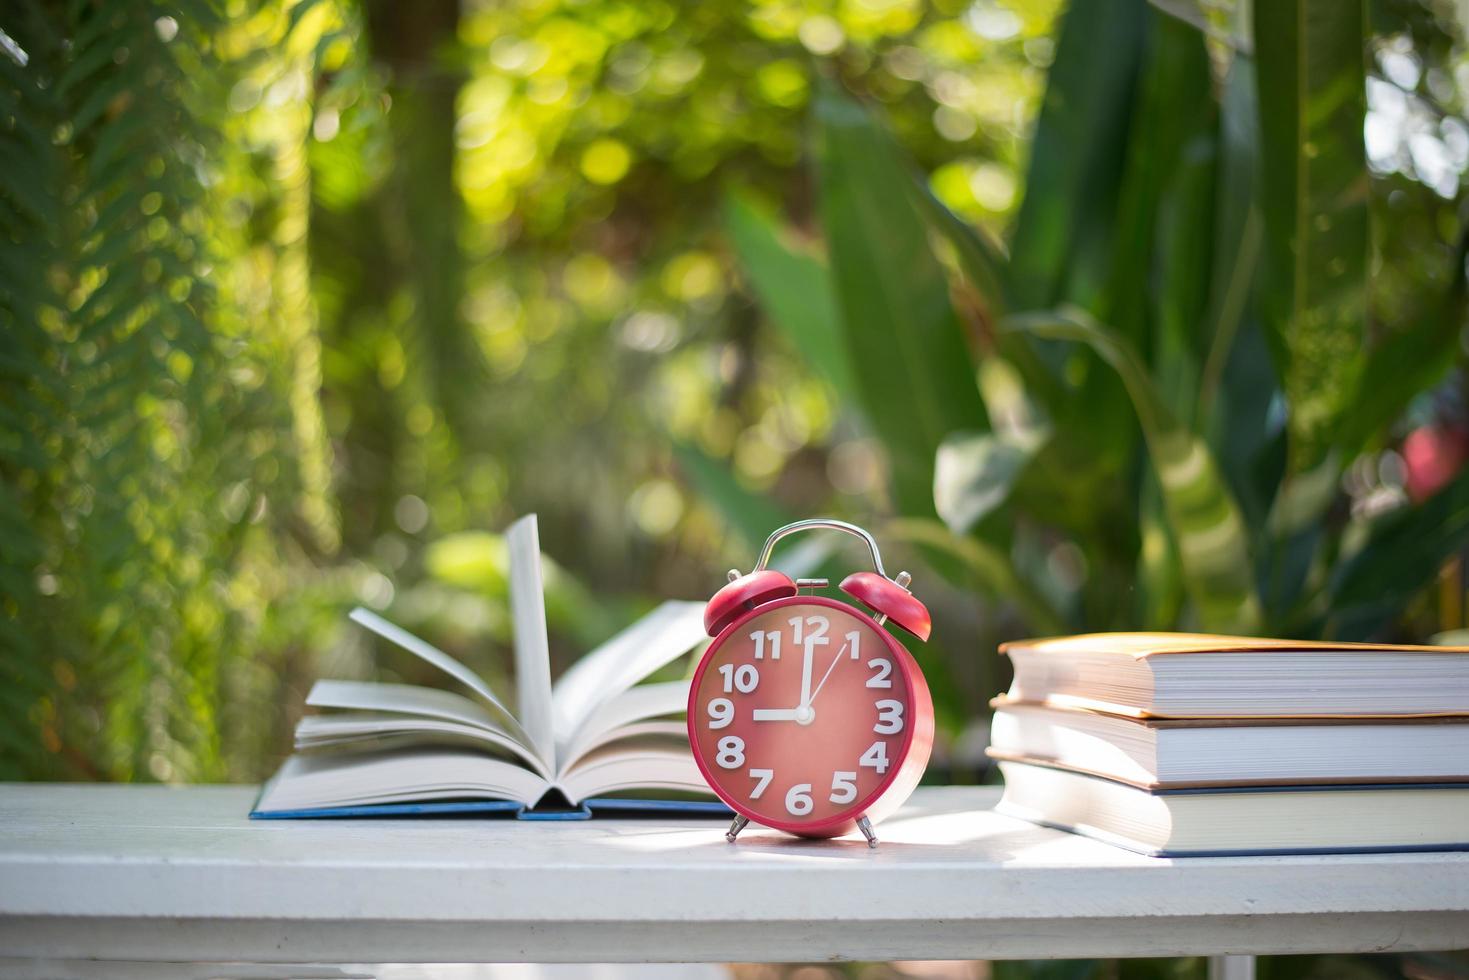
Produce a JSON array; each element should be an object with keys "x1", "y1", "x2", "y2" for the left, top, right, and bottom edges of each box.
[
  {"x1": 1000, "y1": 632, "x2": 1469, "y2": 718},
  {"x1": 252, "y1": 515, "x2": 729, "y2": 819}
]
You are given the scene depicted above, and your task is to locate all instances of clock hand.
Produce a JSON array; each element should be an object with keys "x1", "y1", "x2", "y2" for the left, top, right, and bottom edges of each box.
[
  {"x1": 798, "y1": 638, "x2": 815, "y2": 710},
  {"x1": 754, "y1": 636, "x2": 843, "y2": 726},
  {"x1": 806, "y1": 640, "x2": 851, "y2": 707},
  {"x1": 751, "y1": 708, "x2": 801, "y2": 721}
]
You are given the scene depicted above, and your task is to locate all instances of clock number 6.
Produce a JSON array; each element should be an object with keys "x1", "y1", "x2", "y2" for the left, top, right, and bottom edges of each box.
[{"x1": 785, "y1": 783, "x2": 813, "y2": 816}]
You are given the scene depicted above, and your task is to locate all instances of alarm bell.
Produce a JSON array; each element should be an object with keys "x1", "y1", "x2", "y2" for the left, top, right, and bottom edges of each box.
[
  {"x1": 702, "y1": 518, "x2": 931, "y2": 641},
  {"x1": 840, "y1": 571, "x2": 931, "y2": 641},
  {"x1": 703, "y1": 569, "x2": 798, "y2": 636}
]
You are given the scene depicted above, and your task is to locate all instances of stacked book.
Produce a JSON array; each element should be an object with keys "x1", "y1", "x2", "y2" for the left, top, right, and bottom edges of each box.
[{"x1": 989, "y1": 632, "x2": 1469, "y2": 856}]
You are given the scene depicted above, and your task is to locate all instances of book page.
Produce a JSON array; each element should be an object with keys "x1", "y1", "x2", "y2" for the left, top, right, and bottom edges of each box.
[
  {"x1": 296, "y1": 693, "x2": 552, "y2": 778},
  {"x1": 507, "y1": 514, "x2": 556, "y2": 767},
  {"x1": 555, "y1": 744, "x2": 711, "y2": 804},
  {"x1": 557, "y1": 681, "x2": 689, "y2": 767},
  {"x1": 256, "y1": 749, "x2": 551, "y2": 812},
  {"x1": 347, "y1": 607, "x2": 535, "y2": 750},
  {"x1": 550, "y1": 601, "x2": 705, "y2": 751}
]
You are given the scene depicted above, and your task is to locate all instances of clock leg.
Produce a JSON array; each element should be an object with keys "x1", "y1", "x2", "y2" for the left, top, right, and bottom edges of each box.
[
  {"x1": 856, "y1": 815, "x2": 879, "y2": 848},
  {"x1": 725, "y1": 814, "x2": 750, "y2": 843}
]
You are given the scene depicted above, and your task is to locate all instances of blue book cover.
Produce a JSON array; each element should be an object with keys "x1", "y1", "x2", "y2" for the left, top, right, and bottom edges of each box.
[{"x1": 249, "y1": 796, "x2": 732, "y2": 821}]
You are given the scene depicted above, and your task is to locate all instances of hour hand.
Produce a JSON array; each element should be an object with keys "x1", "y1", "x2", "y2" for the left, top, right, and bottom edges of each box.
[
  {"x1": 752, "y1": 705, "x2": 815, "y2": 725},
  {"x1": 751, "y1": 708, "x2": 801, "y2": 721}
]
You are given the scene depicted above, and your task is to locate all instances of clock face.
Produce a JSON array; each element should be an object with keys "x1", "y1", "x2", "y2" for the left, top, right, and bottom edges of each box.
[{"x1": 689, "y1": 596, "x2": 917, "y2": 832}]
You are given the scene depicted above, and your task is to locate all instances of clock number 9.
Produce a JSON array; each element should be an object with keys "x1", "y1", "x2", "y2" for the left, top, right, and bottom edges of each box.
[
  {"x1": 716, "y1": 736, "x2": 745, "y2": 769},
  {"x1": 718, "y1": 663, "x2": 759, "y2": 694},
  {"x1": 706, "y1": 697, "x2": 734, "y2": 730}
]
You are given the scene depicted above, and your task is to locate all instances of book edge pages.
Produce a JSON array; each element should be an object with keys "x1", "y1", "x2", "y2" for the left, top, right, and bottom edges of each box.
[
  {"x1": 984, "y1": 749, "x2": 1469, "y2": 790},
  {"x1": 997, "y1": 691, "x2": 1469, "y2": 720},
  {"x1": 989, "y1": 695, "x2": 1469, "y2": 727},
  {"x1": 998, "y1": 630, "x2": 1469, "y2": 658}
]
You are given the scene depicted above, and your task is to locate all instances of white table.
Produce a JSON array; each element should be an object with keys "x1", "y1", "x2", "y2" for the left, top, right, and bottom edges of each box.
[{"x1": 0, "y1": 785, "x2": 1464, "y2": 979}]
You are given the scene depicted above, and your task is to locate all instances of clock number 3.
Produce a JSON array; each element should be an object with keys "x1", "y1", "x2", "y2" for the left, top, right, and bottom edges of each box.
[{"x1": 874, "y1": 699, "x2": 904, "y2": 734}]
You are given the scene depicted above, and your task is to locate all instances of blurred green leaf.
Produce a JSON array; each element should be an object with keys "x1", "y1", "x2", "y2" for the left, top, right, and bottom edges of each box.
[
  {"x1": 425, "y1": 531, "x2": 611, "y2": 647},
  {"x1": 911, "y1": 186, "x2": 1067, "y2": 411},
  {"x1": 1253, "y1": 0, "x2": 1370, "y2": 475},
  {"x1": 884, "y1": 517, "x2": 1065, "y2": 636},
  {"x1": 907, "y1": 180, "x2": 1009, "y2": 313},
  {"x1": 674, "y1": 442, "x2": 793, "y2": 556},
  {"x1": 1007, "y1": 308, "x2": 1261, "y2": 633},
  {"x1": 1105, "y1": 8, "x2": 1215, "y2": 352},
  {"x1": 815, "y1": 84, "x2": 989, "y2": 516},
  {"x1": 935, "y1": 357, "x2": 1051, "y2": 536},
  {"x1": 1338, "y1": 212, "x2": 1469, "y2": 456},
  {"x1": 1198, "y1": 56, "x2": 1266, "y2": 427},
  {"x1": 1007, "y1": 0, "x2": 1147, "y2": 312},
  {"x1": 723, "y1": 189, "x2": 855, "y2": 402},
  {"x1": 934, "y1": 433, "x2": 1033, "y2": 536},
  {"x1": 1326, "y1": 468, "x2": 1469, "y2": 640},
  {"x1": 993, "y1": 959, "x2": 1100, "y2": 980}
]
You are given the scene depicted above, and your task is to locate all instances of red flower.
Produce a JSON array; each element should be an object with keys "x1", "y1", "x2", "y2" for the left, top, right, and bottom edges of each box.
[{"x1": 1403, "y1": 425, "x2": 1469, "y2": 502}]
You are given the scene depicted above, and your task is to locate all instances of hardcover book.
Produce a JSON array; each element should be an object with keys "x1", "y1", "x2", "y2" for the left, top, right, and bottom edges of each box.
[
  {"x1": 995, "y1": 759, "x2": 1469, "y2": 857},
  {"x1": 252, "y1": 515, "x2": 729, "y2": 820},
  {"x1": 988, "y1": 698, "x2": 1469, "y2": 789},
  {"x1": 1001, "y1": 631, "x2": 1469, "y2": 718}
]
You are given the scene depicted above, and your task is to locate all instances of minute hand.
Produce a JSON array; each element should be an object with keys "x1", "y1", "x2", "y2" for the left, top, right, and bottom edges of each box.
[
  {"x1": 806, "y1": 640, "x2": 851, "y2": 706},
  {"x1": 798, "y1": 639, "x2": 815, "y2": 708}
]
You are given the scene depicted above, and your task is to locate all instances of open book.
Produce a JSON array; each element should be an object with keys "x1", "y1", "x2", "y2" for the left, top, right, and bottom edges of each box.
[{"x1": 252, "y1": 515, "x2": 728, "y2": 819}]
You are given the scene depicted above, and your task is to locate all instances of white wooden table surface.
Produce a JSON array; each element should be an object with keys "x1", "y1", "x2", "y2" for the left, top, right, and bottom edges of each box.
[{"x1": 0, "y1": 784, "x2": 1464, "y2": 977}]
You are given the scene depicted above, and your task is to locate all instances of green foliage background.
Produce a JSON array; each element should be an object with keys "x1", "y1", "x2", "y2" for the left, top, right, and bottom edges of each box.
[
  {"x1": 2, "y1": 0, "x2": 1467, "y2": 804},
  {"x1": 0, "y1": 0, "x2": 1067, "y2": 783},
  {"x1": 3, "y1": 2, "x2": 1468, "y2": 975}
]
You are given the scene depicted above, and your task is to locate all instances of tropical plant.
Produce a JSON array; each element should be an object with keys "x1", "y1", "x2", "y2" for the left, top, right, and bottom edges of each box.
[
  {"x1": 0, "y1": 0, "x2": 1063, "y2": 780},
  {"x1": 0, "y1": 1, "x2": 344, "y2": 780},
  {"x1": 728, "y1": 0, "x2": 1469, "y2": 643}
]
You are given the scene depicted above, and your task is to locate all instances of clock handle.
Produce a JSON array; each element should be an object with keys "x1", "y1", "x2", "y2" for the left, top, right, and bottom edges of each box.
[{"x1": 752, "y1": 518, "x2": 889, "y2": 577}]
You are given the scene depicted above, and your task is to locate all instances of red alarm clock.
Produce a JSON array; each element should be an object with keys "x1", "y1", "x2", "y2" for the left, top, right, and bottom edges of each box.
[{"x1": 687, "y1": 519, "x2": 934, "y2": 846}]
